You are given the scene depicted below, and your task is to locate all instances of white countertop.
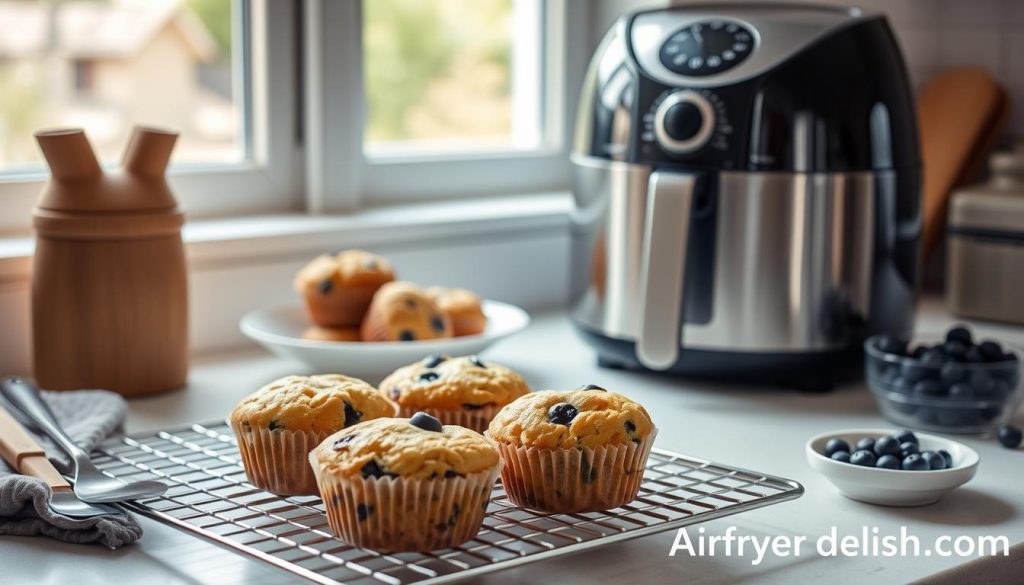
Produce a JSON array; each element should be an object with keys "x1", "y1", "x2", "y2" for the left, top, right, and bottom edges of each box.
[{"x1": 4, "y1": 298, "x2": 1023, "y2": 585}]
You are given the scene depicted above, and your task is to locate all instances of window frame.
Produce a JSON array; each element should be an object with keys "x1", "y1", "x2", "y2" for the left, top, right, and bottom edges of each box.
[
  {"x1": 0, "y1": 0, "x2": 301, "y2": 232},
  {"x1": 303, "y1": 0, "x2": 588, "y2": 211}
]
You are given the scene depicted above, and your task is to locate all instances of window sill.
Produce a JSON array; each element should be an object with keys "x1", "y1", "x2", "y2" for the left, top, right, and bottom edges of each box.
[{"x1": 0, "y1": 192, "x2": 572, "y2": 283}]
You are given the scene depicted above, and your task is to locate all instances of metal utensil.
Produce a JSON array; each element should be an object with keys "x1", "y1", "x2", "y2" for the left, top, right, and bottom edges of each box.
[
  {"x1": 0, "y1": 404, "x2": 111, "y2": 518},
  {"x1": 0, "y1": 377, "x2": 167, "y2": 503}
]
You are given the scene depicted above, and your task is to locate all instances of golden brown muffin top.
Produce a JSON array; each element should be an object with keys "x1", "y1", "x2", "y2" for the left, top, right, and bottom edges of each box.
[
  {"x1": 487, "y1": 387, "x2": 655, "y2": 449},
  {"x1": 426, "y1": 287, "x2": 483, "y2": 316},
  {"x1": 380, "y1": 355, "x2": 530, "y2": 411},
  {"x1": 363, "y1": 281, "x2": 452, "y2": 341},
  {"x1": 230, "y1": 374, "x2": 395, "y2": 434},
  {"x1": 294, "y1": 250, "x2": 395, "y2": 292},
  {"x1": 309, "y1": 416, "x2": 500, "y2": 480}
]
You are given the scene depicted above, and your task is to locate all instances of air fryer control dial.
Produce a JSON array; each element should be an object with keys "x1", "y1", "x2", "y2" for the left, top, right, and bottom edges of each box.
[
  {"x1": 654, "y1": 90, "x2": 715, "y2": 154},
  {"x1": 659, "y1": 20, "x2": 755, "y2": 76}
]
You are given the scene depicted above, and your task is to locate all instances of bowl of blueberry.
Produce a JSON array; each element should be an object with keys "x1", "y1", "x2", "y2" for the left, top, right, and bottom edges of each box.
[
  {"x1": 806, "y1": 429, "x2": 980, "y2": 506},
  {"x1": 865, "y1": 326, "x2": 1022, "y2": 434}
]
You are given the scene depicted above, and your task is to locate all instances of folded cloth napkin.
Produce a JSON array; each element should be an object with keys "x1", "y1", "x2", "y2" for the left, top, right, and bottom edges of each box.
[{"x1": 0, "y1": 389, "x2": 143, "y2": 549}]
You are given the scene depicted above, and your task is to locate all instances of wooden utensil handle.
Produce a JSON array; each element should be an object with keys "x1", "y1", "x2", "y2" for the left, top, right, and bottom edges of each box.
[{"x1": 0, "y1": 405, "x2": 71, "y2": 492}]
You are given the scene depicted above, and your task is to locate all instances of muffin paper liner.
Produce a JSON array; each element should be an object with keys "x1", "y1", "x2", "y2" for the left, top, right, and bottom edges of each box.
[
  {"x1": 488, "y1": 430, "x2": 657, "y2": 513},
  {"x1": 449, "y1": 313, "x2": 487, "y2": 337},
  {"x1": 304, "y1": 283, "x2": 379, "y2": 328},
  {"x1": 396, "y1": 405, "x2": 500, "y2": 434},
  {"x1": 230, "y1": 421, "x2": 328, "y2": 496},
  {"x1": 311, "y1": 460, "x2": 502, "y2": 552}
]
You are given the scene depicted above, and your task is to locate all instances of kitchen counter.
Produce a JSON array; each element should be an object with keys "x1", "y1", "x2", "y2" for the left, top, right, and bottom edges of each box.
[{"x1": 3, "y1": 297, "x2": 1023, "y2": 584}]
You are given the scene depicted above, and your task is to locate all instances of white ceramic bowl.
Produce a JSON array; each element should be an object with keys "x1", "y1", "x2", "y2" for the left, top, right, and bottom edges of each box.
[
  {"x1": 805, "y1": 428, "x2": 980, "y2": 507},
  {"x1": 240, "y1": 300, "x2": 530, "y2": 382}
]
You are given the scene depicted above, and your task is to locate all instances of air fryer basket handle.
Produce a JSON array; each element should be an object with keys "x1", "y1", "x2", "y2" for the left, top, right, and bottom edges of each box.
[{"x1": 636, "y1": 171, "x2": 696, "y2": 370}]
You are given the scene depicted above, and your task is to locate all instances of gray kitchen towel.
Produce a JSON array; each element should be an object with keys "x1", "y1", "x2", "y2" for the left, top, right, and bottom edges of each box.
[{"x1": 0, "y1": 389, "x2": 143, "y2": 549}]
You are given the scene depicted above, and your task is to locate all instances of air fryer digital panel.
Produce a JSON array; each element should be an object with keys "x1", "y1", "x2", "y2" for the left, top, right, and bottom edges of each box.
[{"x1": 631, "y1": 6, "x2": 859, "y2": 88}]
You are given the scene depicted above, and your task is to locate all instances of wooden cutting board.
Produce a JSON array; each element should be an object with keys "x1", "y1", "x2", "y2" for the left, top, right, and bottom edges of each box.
[{"x1": 917, "y1": 67, "x2": 1009, "y2": 257}]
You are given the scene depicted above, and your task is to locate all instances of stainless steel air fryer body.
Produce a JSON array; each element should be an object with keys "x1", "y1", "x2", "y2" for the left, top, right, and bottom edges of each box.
[{"x1": 570, "y1": 4, "x2": 921, "y2": 388}]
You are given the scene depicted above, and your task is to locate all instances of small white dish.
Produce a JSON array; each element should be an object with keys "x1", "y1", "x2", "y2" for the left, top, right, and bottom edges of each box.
[
  {"x1": 805, "y1": 428, "x2": 980, "y2": 507},
  {"x1": 240, "y1": 300, "x2": 530, "y2": 382}
]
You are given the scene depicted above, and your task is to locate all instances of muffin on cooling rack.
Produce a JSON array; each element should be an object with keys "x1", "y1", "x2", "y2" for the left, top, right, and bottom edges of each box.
[
  {"x1": 309, "y1": 413, "x2": 501, "y2": 552},
  {"x1": 486, "y1": 385, "x2": 656, "y2": 513},
  {"x1": 294, "y1": 250, "x2": 395, "y2": 327},
  {"x1": 230, "y1": 374, "x2": 395, "y2": 495},
  {"x1": 379, "y1": 354, "x2": 529, "y2": 432},
  {"x1": 360, "y1": 281, "x2": 453, "y2": 342},
  {"x1": 426, "y1": 287, "x2": 487, "y2": 337}
]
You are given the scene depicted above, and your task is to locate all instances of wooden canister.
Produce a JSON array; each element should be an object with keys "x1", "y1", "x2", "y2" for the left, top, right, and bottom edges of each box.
[{"x1": 32, "y1": 127, "x2": 188, "y2": 395}]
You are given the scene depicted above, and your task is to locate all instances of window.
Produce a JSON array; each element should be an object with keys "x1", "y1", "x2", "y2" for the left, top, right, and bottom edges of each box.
[
  {"x1": 0, "y1": 0, "x2": 242, "y2": 169},
  {"x1": 0, "y1": 0, "x2": 581, "y2": 231},
  {"x1": 363, "y1": 0, "x2": 542, "y2": 155}
]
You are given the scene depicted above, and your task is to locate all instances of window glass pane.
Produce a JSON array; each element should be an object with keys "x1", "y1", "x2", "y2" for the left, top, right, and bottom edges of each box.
[
  {"x1": 364, "y1": 0, "x2": 542, "y2": 154},
  {"x1": 0, "y1": 0, "x2": 243, "y2": 172}
]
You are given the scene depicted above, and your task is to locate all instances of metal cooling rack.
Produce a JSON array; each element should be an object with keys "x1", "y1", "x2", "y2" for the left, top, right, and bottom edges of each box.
[{"x1": 92, "y1": 421, "x2": 803, "y2": 585}]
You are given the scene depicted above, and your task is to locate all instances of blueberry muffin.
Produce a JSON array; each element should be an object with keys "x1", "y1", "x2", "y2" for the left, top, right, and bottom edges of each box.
[
  {"x1": 230, "y1": 374, "x2": 395, "y2": 495},
  {"x1": 309, "y1": 413, "x2": 501, "y2": 552},
  {"x1": 294, "y1": 250, "x2": 395, "y2": 327},
  {"x1": 302, "y1": 326, "x2": 361, "y2": 342},
  {"x1": 486, "y1": 386, "x2": 656, "y2": 512},
  {"x1": 380, "y1": 355, "x2": 530, "y2": 432},
  {"x1": 360, "y1": 281, "x2": 453, "y2": 342},
  {"x1": 426, "y1": 287, "x2": 487, "y2": 337}
]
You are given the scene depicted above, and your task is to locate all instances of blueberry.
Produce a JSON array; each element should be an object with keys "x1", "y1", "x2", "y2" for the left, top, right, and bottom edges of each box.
[
  {"x1": 318, "y1": 279, "x2": 333, "y2": 294},
  {"x1": 410, "y1": 411, "x2": 444, "y2": 433},
  {"x1": 418, "y1": 371, "x2": 440, "y2": 383},
  {"x1": 831, "y1": 451, "x2": 851, "y2": 463},
  {"x1": 356, "y1": 503, "x2": 374, "y2": 521},
  {"x1": 948, "y1": 383, "x2": 975, "y2": 400},
  {"x1": 461, "y1": 402, "x2": 494, "y2": 410},
  {"x1": 547, "y1": 402, "x2": 579, "y2": 425},
  {"x1": 856, "y1": 437, "x2": 876, "y2": 452},
  {"x1": 901, "y1": 362, "x2": 929, "y2": 384},
  {"x1": 876, "y1": 335, "x2": 908, "y2": 355},
  {"x1": 850, "y1": 450, "x2": 876, "y2": 467},
  {"x1": 876, "y1": 454, "x2": 900, "y2": 469},
  {"x1": 443, "y1": 469, "x2": 462, "y2": 478},
  {"x1": 900, "y1": 442, "x2": 919, "y2": 457},
  {"x1": 913, "y1": 380, "x2": 944, "y2": 398},
  {"x1": 921, "y1": 450, "x2": 947, "y2": 470},
  {"x1": 979, "y1": 340, "x2": 1004, "y2": 362},
  {"x1": 431, "y1": 316, "x2": 446, "y2": 332},
  {"x1": 361, "y1": 460, "x2": 397, "y2": 479},
  {"x1": 267, "y1": 419, "x2": 283, "y2": 431},
  {"x1": 969, "y1": 370, "x2": 996, "y2": 396},
  {"x1": 343, "y1": 400, "x2": 362, "y2": 427},
  {"x1": 997, "y1": 425, "x2": 1023, "y2": 449},
  {"x1": 333, "y1": 434, "x2": 358, "y2": 450},
  {"x1": 404, "y1": 298, "x2": 417, "y2": 309},
  {"x1": 943, "y1": 340, "x2": 969, "y2": 361},
  {"x1": 901, "y1": 454, "x2": 928, "y2": 471},
  {"x1": 874, "y1": 435, "x2": 902, "y2": 457},
  {"x1": 578, "y1": 384, "x2": 606, "y2": 392},
  {"x1": 895, "y1": 430, "x2": 918, "y2": 445},
  {"x1": 399, "y1": 330, "x2": 415, "y2": 341},
  {"x1": 363, "y1": 259, "x2": 378, "y2": 269},
  {"x1": 921, "y1": 349, "x2": 946, "y2": 365},
  {"x1": 911, "y1": 346, "x2": 928, "y2": 358},
  {"x1": 964, "y1": 346, "x2": 985, "y2": 363},
  {"x1": 825, "y1": 438, "x2": 851, "y2": 457},
  {"x1": 422, "y1": 355, "x2": 446, "y2": 368},
  {"x1": 939, "y1": 450, "x2": 954, "y2": 468},
  {"x1": 468, "y1": 355, "x2": 487, "y2": 368},
  {"x1": 940, "y1": 363, "x2": 968, "y2": 386},
  {"x1": 946, "y1": 326, "x2": 973, "y2": 345}
]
